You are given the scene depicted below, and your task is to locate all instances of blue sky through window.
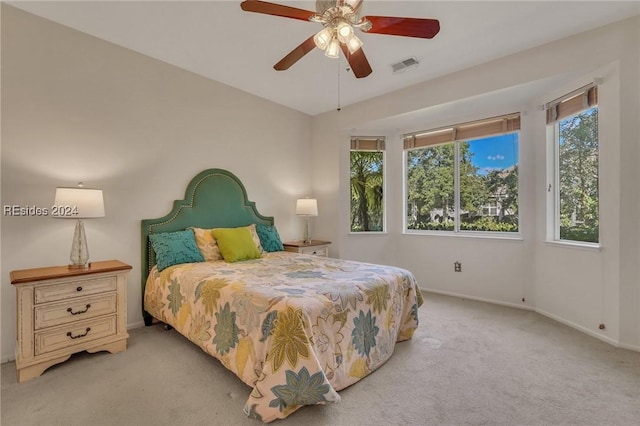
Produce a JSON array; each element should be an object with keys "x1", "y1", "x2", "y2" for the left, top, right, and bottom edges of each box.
[{"x1": 467, "y1": 133, "x2": 519, "y2": 175}]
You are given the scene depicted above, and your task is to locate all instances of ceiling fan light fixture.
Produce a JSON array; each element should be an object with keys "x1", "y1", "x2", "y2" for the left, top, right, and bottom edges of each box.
[
  {"x1": 325, "y1": 38, "x2": 340, "y2": 58},
  {"x1": 358, "y1": 19, "x2": 372, "y2": 32},
  {"x1": 346, "y1": 34, "x2": 363, "y2": 54},
  {"x1": 239, "y1": 0, "x2": 440, "y2": 79},
  {"x1": 343, "y1": 0, "x2": 361, "y2": 10},
  {"x1": 336, "y1": 21, "x2": 354, "y2": 43},
  {"x1": 313, "y1": 27, "x2": 333, "y2": 50}
]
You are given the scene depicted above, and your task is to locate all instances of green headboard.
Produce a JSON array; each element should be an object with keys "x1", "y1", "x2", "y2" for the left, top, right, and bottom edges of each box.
[{"x1": 140, "y1": 168, "x2": 273, "y2": 325}]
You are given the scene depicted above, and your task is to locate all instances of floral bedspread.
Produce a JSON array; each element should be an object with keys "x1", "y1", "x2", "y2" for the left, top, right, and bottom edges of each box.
[{"x1": 144, "y1": 251, "x2": 423, "y2": 422}]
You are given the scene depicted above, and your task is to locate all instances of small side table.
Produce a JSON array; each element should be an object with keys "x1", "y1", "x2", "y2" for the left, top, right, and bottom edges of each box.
[
  {"x1": 11, "y1": 260, "x2": 132, "y2": 383},
  {"x1": 283, "y1": 240, "x2": 331, "y2": 257}
]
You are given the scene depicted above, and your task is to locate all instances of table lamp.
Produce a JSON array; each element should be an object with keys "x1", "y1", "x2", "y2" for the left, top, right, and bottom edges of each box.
[
  {"x1": 296, "y1": 198, "x2": 318, "y2": 244},
  {"x1": 54, "y1": 183, "x2": 105, "y2": 269}
]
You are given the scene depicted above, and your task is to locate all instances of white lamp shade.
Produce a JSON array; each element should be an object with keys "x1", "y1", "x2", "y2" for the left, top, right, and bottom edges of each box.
[
  {"x1": 313, "y1": 27, "x2": 333, "y2": 50},
  {"x1": 336, "y1": 21, "x2": 354, "y2": 43},
  {"x1": 296, "y1": 198, "x2": 318, "y2": 216},
  {"x1": 54, "y1": 187, "x2": 105, "y2": 218},
  {"x1": 324, "y1": 38, "x2": 340, "y2": 58}
]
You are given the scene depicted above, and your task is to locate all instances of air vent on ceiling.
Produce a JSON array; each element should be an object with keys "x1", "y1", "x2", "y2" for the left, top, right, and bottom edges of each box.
[{"x1": 392, "y1": 57, "x2": 419, "y2": 74}]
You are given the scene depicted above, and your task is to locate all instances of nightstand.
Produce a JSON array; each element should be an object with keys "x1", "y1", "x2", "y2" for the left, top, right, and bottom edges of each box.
[
  {"x1": 283, "y1": 240, "x2": 331, "y2": 257},
  {"x1": 10, "y1": 260, "x2": 132, "y2": 383}
]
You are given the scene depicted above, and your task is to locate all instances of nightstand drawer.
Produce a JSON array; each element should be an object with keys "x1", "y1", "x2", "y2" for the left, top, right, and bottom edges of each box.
[
  {"x1": 298, "y1": 246, "x2": 328, "y2": 256},
  {"x1": 34, "y1": 315, "x2": 117, "y2": 356},
  {"x1": 34, "y1": 293, "x2": 117, "y2": 330},
  {"x1": 34, "y1": 276, "x2": 117, "y2": 304}
]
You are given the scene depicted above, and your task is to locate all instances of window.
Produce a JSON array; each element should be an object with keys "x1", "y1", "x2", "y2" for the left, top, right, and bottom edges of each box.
[
  {"x1": 482, "y1": 200, "x2": 499, "y2": 217},
  {"x1": 547, "y1": 85, "x2": 599, "y2": 244},
  {"x1": 404, "y1": 114, "x2": 520, "y2": 234},
  {"x1": 350, "y1": 137, "x2": 385, "y2": 232}
]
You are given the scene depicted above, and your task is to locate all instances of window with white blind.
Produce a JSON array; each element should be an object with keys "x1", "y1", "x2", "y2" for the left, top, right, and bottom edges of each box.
[
  {"x1": 546, "y1": 84, "x2": 599, "y2": 244},
  {"x1": 350, "y1": 137, "x2": 385, "y2": 232},
  {"x1": 404, "y1": 114, "x2": 520, "y2": 234}
]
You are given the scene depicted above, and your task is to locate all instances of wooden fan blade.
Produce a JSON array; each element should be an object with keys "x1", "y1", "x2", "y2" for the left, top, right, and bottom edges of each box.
[
  {"x1": 340, "y1": 44, "x2": 372, "y2": 79},
  {"x1": 274, "y1": 36, "x2": 316, "y2": 70},
  {"x1": 240, "y1": 1, "x2": 315, "y2": 22},
  {"x1": 364, "y1": 16, "x2": 440, "y2": 39}
]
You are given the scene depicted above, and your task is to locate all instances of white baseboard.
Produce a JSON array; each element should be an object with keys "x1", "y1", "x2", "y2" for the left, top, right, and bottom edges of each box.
[
  {"x1": 618, "y1": 342, "x2": 640, "y2": 352},
  {"x1": 127, "y1": 320, "x2": 146, "y2": 330},
  {"x1": 422, "y1": 287, "x2": 534, "y2": 311},
  {"x1": 534, "y1": 307, "x2": 639, "y2": 351},
  {"x1": 422, "y1": 287, "x2": 639, "y2": 353}
]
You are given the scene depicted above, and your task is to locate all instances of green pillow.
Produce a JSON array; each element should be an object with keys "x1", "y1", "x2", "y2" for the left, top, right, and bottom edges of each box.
[
  {"x1": 150, "y1": 230, "x2": 204, "y2": 272},
  {"x1": 212, "y1": 227, "x2": 262, "y2": 263},
  {"x1": 256, "y1": 224, "x2": 284, "y2": 252}
]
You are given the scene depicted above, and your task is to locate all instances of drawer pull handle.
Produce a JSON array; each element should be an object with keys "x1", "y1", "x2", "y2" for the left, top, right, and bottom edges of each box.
[
  {"x1": 67, "y1": 304, "x2": 91, "y2": 315},
  {"x1": 67, "y1": 327, "x2": 91, "y2": 339},
  {"x1": 76, "y1": 286, "x2": 83, "y2": 292}
]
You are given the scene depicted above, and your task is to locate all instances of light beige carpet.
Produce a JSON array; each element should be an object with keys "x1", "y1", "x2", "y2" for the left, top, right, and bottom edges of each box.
[{"x1": 2, "y1": 293, "x2": 639, "y2": 426}]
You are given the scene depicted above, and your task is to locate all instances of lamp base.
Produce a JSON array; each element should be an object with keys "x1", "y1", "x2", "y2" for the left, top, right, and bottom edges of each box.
[
  {"x1": 69, "y1": 219, "x2": 90, "y2": 268},
  {"x1": 303, "y1": 217, "x2": 312, "y2": 244}
]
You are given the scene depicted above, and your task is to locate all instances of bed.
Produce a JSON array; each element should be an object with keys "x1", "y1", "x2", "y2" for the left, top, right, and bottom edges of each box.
[{"x1": 141, "y1": 169, "x2": 423, "y2": 422}]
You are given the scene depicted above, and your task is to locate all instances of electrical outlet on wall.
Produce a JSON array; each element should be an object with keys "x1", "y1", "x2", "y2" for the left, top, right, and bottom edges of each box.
[{"x1": 454, "y1": 261, "x2": 462, "y2": 272}]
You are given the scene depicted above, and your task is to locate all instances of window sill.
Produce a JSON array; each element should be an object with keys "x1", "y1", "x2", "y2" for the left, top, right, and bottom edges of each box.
[
  {"x1": 544, "y1": 240, "x2": 601, "y2": 252},
  {"x1": 348, "y1": 231, "x2": 388, "y2": 236},
  {"x1": 403, "y1": 230, "x2": 523, "y2": 242}
]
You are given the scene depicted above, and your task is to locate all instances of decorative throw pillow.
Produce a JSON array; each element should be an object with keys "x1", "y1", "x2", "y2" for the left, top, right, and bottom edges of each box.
[
  {"x1": 189, "y1": 227, "x2": 223, "y2": 261},
  {"x1": 212, "y1": 227, "x2": 262, "y2": 263},
  {"x1": 246, "y1": 223, "x2": 264, "y2": 253},
  {"x1": 150, "y1": 230, "x2": 204, "y2": 272},
  {"x1": 256, "y1": 224, "x2": 284, "y2": 252}
]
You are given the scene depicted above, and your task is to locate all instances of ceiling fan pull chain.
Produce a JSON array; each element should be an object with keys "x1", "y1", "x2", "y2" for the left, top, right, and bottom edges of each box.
[{"x1": 337, "y1": 58, "x2": 341, "y2": 111}]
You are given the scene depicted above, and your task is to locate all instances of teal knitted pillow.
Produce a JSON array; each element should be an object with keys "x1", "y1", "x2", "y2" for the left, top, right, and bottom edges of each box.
[
  {"x1": 256, "y1": 224, "x2": 284, "y2": 252},
  {"x1": 150, "y1": 230, "x2": 204, "y2": 271}
]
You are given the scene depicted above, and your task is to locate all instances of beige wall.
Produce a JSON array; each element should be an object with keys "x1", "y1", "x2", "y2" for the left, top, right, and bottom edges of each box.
[
  {"x1": 0, "y1": 5, "x2": 312, "y2": 361},
  {"x1": 311, "y1": 16, "x2": 640, "y2": 350},
  {"x1": 1, "y1": 5, "x2": 638, "y2": 362}
]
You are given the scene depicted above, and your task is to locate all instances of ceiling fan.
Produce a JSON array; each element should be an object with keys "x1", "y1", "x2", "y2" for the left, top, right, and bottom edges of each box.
[{"x1": 240, "y1": 0, "x2": 440, "y2": 78}]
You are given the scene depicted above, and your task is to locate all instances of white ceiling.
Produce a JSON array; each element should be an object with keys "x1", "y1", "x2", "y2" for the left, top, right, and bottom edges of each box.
[{"x1": 9, "y1": 1, "x2": 640, "y2": 116}]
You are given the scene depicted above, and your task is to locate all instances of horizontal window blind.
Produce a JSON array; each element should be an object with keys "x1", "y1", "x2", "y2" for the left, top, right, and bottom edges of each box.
[
  {"x1": 350, "y1": 137, "x2": 385, "y2": 151},
  {"x1": 403, "y1": 113, "x2": 520, "y2": 149},
  {"x1": 546, "y1": 84, "x2": 597, "y2": 124}
]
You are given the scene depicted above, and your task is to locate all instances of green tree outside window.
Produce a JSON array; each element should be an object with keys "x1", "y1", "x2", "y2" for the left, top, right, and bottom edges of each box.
[
  {"x1": 350, "y1": 151, "x2": 384, "y2": 232},
  {"x1": 558, "y1": 107, "x2": 599, "y2": 243},
  {"x1": 406, "y1": 134, "x2": 519, "y2": 233}
]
